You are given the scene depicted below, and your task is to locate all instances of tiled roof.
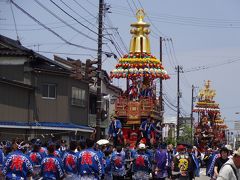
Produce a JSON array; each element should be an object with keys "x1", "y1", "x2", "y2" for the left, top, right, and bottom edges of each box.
[{"x1": 0, "y1": 77, "x2": 34, "y2": 90}]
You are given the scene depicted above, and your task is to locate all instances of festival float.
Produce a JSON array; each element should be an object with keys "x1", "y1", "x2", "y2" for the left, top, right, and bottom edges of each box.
[
  {"x1": 110, "y1": 9, "x2": 170, "y2": 146},
  {"x1": 193, "y1": 80, "x2": 227, "y2": 151}
]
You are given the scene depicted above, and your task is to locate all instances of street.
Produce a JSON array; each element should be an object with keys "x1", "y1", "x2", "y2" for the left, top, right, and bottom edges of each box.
[{"x1": 195, "y1": 168, "x2": 210, "y2": 180}]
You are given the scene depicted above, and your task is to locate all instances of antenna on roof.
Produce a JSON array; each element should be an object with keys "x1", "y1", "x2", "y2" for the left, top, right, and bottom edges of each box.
[{"x1": 10, "y1": 0, "x2": 20, "y2": 43}]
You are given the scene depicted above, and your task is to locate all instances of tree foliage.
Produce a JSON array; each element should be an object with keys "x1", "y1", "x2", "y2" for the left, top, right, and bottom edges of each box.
[{"x1": 177, "y1": 124, "x2": 193, "y2": 145}]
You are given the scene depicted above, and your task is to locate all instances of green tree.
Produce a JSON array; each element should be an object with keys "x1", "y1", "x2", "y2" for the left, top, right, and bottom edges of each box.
[{"x1": 177, "y1": 124, "x2": 193, "y2": 145}]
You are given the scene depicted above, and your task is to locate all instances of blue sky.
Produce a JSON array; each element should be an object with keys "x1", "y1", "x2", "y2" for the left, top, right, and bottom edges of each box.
[{"x1": 1, "y1": 0, "x2": 240, "y2": 131}]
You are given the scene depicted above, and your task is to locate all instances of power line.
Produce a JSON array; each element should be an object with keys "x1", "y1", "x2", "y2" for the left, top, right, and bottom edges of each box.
[
  {"x1": 59, "y1": 0, "x2": 97, "y2": 29},
  {"x1": 34, "y1": 0, "x2": 97, "y2": 42},
  {"x1": 164, "y1": 98, "x2": 177, "y2": 112},
  {"x1": 112, "y1": 8, "x2": 240, "y2": 28},
  {"x1": 51, "y1": 0, "x2": 113, "y2": 42},
  {"x1": 163, "y1": 94, "x2": 177, "y2": 108},
  {"x1": 73, "y1": 0, "x2": 96, "y2": 18},
  {"x1": 149, "y1": 15, "x2": 240, "y2": 28},
  {"x1": 149, "y1": 13, "x2": 240, "y2": 25},
  {"x1": 0, "y1": 24, "x2": 79, "y2": 31},
  {"x1": 10, "y1": 0, "x2": 107, "y2": 53},
  {"x1": 49, "y1": 32, "x2": 79, "y2": 51},
  {"x1": 184, "y1": 57, "x2": 240, "y2": 73},
  {"x1": 36, "y1": 50, "x2": 96, "y2": 57},
  {"x1": 126, "y1": 0, "x2": 136, "y2": 16},
  {"x1": 104, "y1": 15, "x2": 128, "y2": 54},
  {"x1": 163, "y1": 40, "x2": 175, "y2": 69},
  {"x1": 105, "y1": 15, "x2": 128, "y2": 52},
  {"x1": 136, "y1": 0, "x2": 167, "y2": 37},
  {"x1": 2, "y1": 20, "x2": 76, "y2": 27},
  {"x1": 131, "y1": 0, "x2": 138, "y2": 10},
  {"x1": 168, "y1": 39, "x2": 192, "y2": 88},
  {"x1": 127, "y1": 0, "x2": 161, "y2": 38},
  {"x1": 33, "y1": 0, "x2": 96, "y2": 42}
]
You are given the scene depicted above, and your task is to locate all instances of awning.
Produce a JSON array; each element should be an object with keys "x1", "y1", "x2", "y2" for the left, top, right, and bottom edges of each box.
[{"x1": 0, "y1": 121, "x2": 94, "y2": 133}]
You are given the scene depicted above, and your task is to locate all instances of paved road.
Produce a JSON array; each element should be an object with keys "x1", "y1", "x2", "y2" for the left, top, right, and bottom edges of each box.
[{"x1": 195, "y1": 168, "x2": 210, "y2": 180}]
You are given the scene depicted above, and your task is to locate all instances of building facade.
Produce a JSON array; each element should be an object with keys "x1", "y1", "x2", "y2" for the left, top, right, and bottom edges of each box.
[
  {"x1": 53, "y1": 55, "x2": 122, "y2": 138},
  {"x1": 0, "y1": 35, "x2": 94, "y2": 141}
]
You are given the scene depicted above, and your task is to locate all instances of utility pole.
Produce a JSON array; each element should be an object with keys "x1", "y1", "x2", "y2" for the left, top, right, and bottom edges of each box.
[
  {"x1": 176, "y1": 65, "x2": 183, "y2": 139},
  {"x1": 159, "y1": 37, "x2": 163, "y2": 113},
  {"x1": 96, "y1": 0, "x2": 104, "y2": 140},
  {"x1": 190, "y1": 85, "x2": 194, "y2": 145}
]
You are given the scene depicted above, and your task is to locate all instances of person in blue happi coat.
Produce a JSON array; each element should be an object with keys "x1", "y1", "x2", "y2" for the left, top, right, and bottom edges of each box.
[
  {"x1": 132, "y1": 143, "x2": 152, "y2": 180},
  {"x1": 77, "y1": 138, "x2": 102, "y2": 180},
  {"x1": 108, "y1": 114, "x2": 123, "y2": 147},
  {"x1": 0, "y1": 146, "x2": 4, "y2": 174},
  {"x1": 138, "y1": 116, "x2": 152, "y2": 147},
  {"x1": 41, "y1": 142, "x2": 65, "y2": 180},
  {"x1": 2, "y1": 138, "x2": 33, "y2": 180},
  {"x1": 103, "y1": 150, "x2": 112, "y2": 180},
  {"x1": 62, "y1": 140, "x2": 78, "y2": 180},
  {"x1": 111, "y1": 145, "x2": 126, "y2": 179},
  {"x1": 27, "y1": 139, "x2": 44, "y2": 179},
  {"x1": 154, "y1": 143, "x2": 168, "y2": 179}
]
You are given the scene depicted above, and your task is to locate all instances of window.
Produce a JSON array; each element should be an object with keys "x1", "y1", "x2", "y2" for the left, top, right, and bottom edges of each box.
[
  {"x1": 72, "y1": 87, "x2": 86, "y2": 107},
  {"x1": 42, "y1": 84, "x2": 56, "y2": 99},
  {"x1": 89, "y1": 94, "x2": 97, "y2": 114}
]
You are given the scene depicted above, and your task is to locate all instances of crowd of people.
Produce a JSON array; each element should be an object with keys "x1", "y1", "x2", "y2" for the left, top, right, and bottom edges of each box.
[
  {"x1": 0, "y1": 135, "x2": 239, "y2": 180},
  {"x1": 0, "y1": 115, "x2": 239, "y2": 179}
]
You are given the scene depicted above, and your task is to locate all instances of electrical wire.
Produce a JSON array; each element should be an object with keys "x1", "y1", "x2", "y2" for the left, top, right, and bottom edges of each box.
[
  {"x1": 59, "y1": 0, "x2": 98, "y2": 29},
  {"x1": 168, "y1": 39, "x2": 192, "y2": 88},
  {"x1": 131, "y1": 0, "x2": 138, "y2": 10},
  {"x1": 184, "y1": 57, "x2": 240, "y2": 73},
  {"x1": 112, "y1": 6, "x2": 240, "y2": 28},
  {"x1": 10, "y1": 0, "x2": 112, "y2": 54},
  {"x1": 126, "y1": 0, "x2": 136, "y2": 16},
  {"x1": 73, "y1": 0, "x2": 96, "y2": 18},
  {"x1": 34, "y1": 0, "x2": 97, "y2": 42},
  {"x1": 35, "y1": 50, "x2": 96, "y2": 57},
  {"x1": 104, "y1": 15, "x2": 127, "y2": 55},
  {"x1": 0, "y1": 23, "x2": 79, "y2": 31},
  {"x1": 102, "y1": 22, "x2": 124, "y2": 56},
  {"x1": 149, "y1": 15, "x2": 240, "y2": 29},
  {"x1": 136, "y1": 0, "x2": 167, "y2": 37},
  {"x1": 164, "y1": 98, "x2": 177, "y2": 112},
  {"x1": 105, "y1": 15, "x2": 128, "y2": 53},
  {"x1": 163, "y1": 40, "x2": 175, "y2": 69}
]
